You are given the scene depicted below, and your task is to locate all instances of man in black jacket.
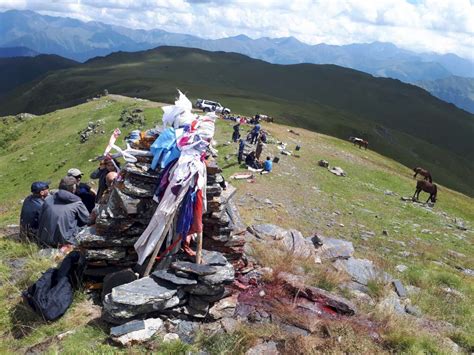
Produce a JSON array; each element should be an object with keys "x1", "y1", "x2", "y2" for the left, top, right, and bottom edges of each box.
[{"x1": 19, "y1": 181, "x2": 50, "y2": 241}]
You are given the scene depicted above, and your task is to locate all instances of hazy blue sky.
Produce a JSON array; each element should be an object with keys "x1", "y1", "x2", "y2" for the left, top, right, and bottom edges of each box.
[{"x1": 0, "y1": 0, "x2": 473, "y2": 58}]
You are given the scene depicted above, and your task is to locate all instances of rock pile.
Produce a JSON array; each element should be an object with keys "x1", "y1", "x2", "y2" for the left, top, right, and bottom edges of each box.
[
  {"x1": 203, "y1": 161, "x2": 247, "y2": 269},
  {"x1": 119, "y1": 108, "x2": 145, "y2": 127},
  {"x1": 103, "y1": 250, "x2": 235, "y2": 324},
  {"x1": 77, "y1": 159, "x2": 158, "y2": 280},
  {"x1": 78, "y1": 120, "x2": 105, "y2": 143},
  {"x1": 78, "y1": 155, "x2": 244, "y2": 285}
]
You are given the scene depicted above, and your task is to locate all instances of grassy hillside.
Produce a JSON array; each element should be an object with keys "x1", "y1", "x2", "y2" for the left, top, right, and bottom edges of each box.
[
  {"x1": 0, "y1": 96, "x2": 472, "y2": 352},
  {"x1": 0, "y1": 54, "x2": 78, "y2": 97},
  {"x1": 0, "y1": 46, "x2": 472, "y2": 196}
]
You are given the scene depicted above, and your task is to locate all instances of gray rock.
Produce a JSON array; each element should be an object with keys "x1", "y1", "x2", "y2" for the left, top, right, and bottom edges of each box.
[
  {"x1": 378, "y1": 291, "x2": 405, "y2": 314},
  {"x1": 278, "y1": 272, "x2": 356, "y2": 315},
  {"x1": 171, "y1": 261, "x2": 218, "y2": 276},
  {"x1": 110, "y1": 320, "x2": 145, "y2": 337},
  {"x1": 317, "y1": 237, "x2": 354, "y2": 260},
  {"x1": 461, "y1": 268, "x2": 474, "y2": 277},
  {"x1": 447, "y1": 250, "x2": 466, "y2": 259},
  {"x1": 189, "y1": 296, "x2": 210, "y2": 312},
  {"x1": 152, "y1": 270, "x2": 197, "y2": 285},
  {"x1": 111, "y1": 277, "x2": 177, "y2": 306},
  {"x1": 333, "y1": 258, "x2": 392, "y2": 286},
  {"x1": 163, "y1": 333, "x2": 180, "y2": 343},
  {"x1": 200, "y1": 250, "x2": 228, "y2": 266},
  {"x1": 184, "y1": 283, "x2": 225, "y2": 296},
  {"x1": 102, "y1": 269, "x2": 138, "y2": 301},
  {"x1": 395, "y1": 264, "x2": 408, "y2": 273},
  {"x1": 175, "y1": 320, "x2": 199, "y2": 344},
  {"x1": 392, "y1": 280, "x2": 407, "y2": 298},
  {"x1": 85, "y1": 249, "x2": 126, "y2": 261},
  {"x1": 249, "y1": 224, "x2": 288, "y2": 240},
  {"x1": 220, "y1": 317, "x2": 238, "y2": 333},
  {"x1": 246, "y1": 341, "x2": 279, "y2": 355},
  {"x1": 281, "y1": 229, "x2": 314, "y2": 258},
  {"x1": 104, "y1": 293, "x2": 180, "y2": 320},
  {"x1": 111, "y1": 318, "x2": 163, "y2": 345},
  {"x1": 209, "y1": 295, "x2": 238, "y2": 320},
  {"x1": 405, "y1": 304, "x2": 422, "y2": 317},
  {"x1": 199, "y1": 263, "x2": 235, "y2": 285}
]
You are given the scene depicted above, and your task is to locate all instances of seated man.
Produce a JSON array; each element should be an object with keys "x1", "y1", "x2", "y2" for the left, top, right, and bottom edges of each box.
[
  {"x1": 245, "y1": 151, "x2": 262, "y2": 169},
  {"x1": 67, "y1": 168, "x2": 96, "y2": 212},
  {"x1": 90, "y1": 157, "x2": 120, "y2": 202},
  {"x1": 19, "y1": 181, "x2": 50, "y2": 241},
  {"x1": 263, "y1": 156, "x2": 273, "y2": 173},
  {"x1": 37, "y1": 176, "x2": 90, "y2": 247}
]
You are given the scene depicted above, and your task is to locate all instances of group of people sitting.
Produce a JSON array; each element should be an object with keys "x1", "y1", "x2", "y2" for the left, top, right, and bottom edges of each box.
[{"x1": 19, "y1": 157, "x2": 120, "y2": 247}]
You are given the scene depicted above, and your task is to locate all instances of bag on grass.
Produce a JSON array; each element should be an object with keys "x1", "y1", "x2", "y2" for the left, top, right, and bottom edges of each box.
[{"x1": 23, "y1": 251, "x2": 85, "y2": 321}]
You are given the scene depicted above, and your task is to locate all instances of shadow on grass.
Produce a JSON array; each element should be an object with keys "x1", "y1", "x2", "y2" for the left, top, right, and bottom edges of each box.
[{"x1": 10, "y1": 300, "x2": 45, "y2": 339}]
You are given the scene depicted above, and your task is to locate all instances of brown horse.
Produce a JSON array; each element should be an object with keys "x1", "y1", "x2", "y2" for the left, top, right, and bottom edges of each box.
[
  {"x1": 412, "y1": 180, "x2": 437, "y2": 204},
  {"x1": 352, "y1": 138, "x2": 368, "y2": 150},
  {"x1": 413, "y1": 167, "x2": 432, "y2": 183}
]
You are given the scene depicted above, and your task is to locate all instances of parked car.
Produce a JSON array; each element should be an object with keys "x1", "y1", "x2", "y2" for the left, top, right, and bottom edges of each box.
[{"x1": 195, "y1": 99, "x2": 231, "y2": 114}]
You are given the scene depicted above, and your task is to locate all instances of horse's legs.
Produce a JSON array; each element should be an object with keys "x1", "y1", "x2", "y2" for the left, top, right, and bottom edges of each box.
[
  {"x1": 426, "y1": 195, "x2": 431, "y2": 203},
  {"x1": 412, "y1": 188, "x2": 419, "y2": 201}
]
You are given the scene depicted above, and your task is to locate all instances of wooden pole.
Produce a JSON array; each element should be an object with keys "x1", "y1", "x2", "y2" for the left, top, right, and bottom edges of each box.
[
  {"x1": 142, "y1": 216, "x2": 174, "y2": 277},
  {"x1": 196, "y1": 232, "x2": 203, "y2": 264}
]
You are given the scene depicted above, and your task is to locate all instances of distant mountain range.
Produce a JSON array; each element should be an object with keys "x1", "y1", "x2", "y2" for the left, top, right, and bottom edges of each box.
[
  {"x1": 416, "y1": 77, "x2": 474, "y2": 114},
  {"x1": 0, "y1": 9, "x2": 473, "y2": 112}
]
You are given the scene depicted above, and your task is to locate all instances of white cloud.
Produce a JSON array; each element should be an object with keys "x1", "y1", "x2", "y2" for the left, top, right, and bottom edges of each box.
[{"x1": 0, "y1": 0, "x2": 472, "y2": 58}]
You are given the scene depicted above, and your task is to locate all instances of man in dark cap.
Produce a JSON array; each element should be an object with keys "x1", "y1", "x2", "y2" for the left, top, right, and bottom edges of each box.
[
  {"x1": 19, "y1": 181, "x2": 50, "y2": 241},
  {"x1": 37, "y1": 176, "x2": 89, "y2": 247}
]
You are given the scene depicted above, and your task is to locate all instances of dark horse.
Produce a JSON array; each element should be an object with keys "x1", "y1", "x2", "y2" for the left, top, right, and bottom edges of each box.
[
  {"x1": 412, "y1": 180, "x2": 437, "y2": 204},
  {"x1": 351, "y1": 137, "x2": 369, "y2": 150},
  {"x1": 413, "y1": 167, "x2": 432, "y2": 183}
]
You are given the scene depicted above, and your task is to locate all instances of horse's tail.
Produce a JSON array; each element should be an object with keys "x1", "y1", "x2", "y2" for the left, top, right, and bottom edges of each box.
[
  {"x1": 433, "y1": 184, "x2": 438, "y2": 198},
  {"x1": 428, "y1": 175, "x2": 433, "y2": 183}
]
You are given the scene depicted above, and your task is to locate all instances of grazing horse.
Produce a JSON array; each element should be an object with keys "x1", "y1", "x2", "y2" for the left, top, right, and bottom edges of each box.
[
  {"x1": 412, "y1": 180, "x2": 437, "y2": 204},
  {"x1": 413, "y1": 167, "x2": 432, "y2": 183},
  {"x1": 352, "y1": 138, "x2": 368, "y2": 150}
]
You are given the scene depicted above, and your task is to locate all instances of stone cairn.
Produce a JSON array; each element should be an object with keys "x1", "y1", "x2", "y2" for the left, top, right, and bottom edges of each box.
[{"x1": 76, "y1": 149, "x2": 246, "y2": 323}]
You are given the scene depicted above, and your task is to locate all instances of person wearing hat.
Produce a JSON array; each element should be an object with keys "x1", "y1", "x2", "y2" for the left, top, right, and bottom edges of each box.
[
  {"x1": 19, "y1": 181, "x2": 50, "y2": 241},
  {"x1": 90, "y1": 157, "x2": 120, "y2": 202},
  {"x1": 37, "y1": 176, "x2": 89, "y2": 247},
  {"x1": 67, "y1": 168, "x2": 96, "y2": 212}
]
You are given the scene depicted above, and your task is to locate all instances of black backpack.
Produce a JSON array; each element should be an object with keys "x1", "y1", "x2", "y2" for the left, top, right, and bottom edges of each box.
[{"x1": 23, "y1": 251, "x2": 85, "y2": 321}]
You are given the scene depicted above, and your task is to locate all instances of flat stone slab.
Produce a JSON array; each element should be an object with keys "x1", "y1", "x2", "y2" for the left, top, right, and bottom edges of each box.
[
  {"x1": 333, "y1": 257, "x2": 392, "y2": 286},
  {"x1": 171, "y1": 261, "x2": 218, "y2": 276},
  {"x1": 184, "y1": 283, "x2": 225, "y2": 296},
  {"x1": 392, "y1": 280, "x2": 407, "y2": 298},
  {"x1": 111, "y1": 277, "x2": 177, "y2": 306},
  {"x1": 104, "y1": 294, "x2": 180, "y2": 320},
  {"x1": 317, "y1": 237, "x2": 354, "y2": 260},
  {"x1": 200, "y1": 250, "x2": 228, "y2": 266},
  {"x1": 85, "y1": 249, "x2": 126, "y2": 261},
  {"x1": 250, "y1": 224, "x2": 288, "y2": 241},
  {"x1": 110, "y1": 320, "x2": 145, "y2": 337},
  {"x1": 278, "y1": 272, "x2": 356, "y2": 316},
  {"x1": 111, "y1": 318, "x2": 163, "y2": 345},
  {"x1": 199, "y1": 263, "x2": 235, "y2": 285},
  {"x1": 152, "y1": 269, "x2": 197, "y2": 285}
]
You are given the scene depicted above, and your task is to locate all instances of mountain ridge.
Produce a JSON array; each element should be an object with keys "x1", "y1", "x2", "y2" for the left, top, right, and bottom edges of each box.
[{"x1": 0, "y1": 45, "x2": 472, "y2": 196}]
